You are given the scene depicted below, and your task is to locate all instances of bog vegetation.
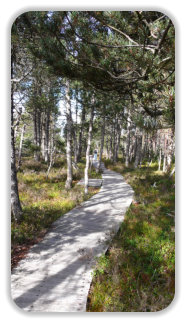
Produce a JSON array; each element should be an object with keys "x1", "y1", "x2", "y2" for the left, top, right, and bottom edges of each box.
[
  {"x1": 87, "y1": 159, "x2": 175, "y2": 312},
  {"x1": 11, "y1": 11, "x2": 175, "y2": 311}
]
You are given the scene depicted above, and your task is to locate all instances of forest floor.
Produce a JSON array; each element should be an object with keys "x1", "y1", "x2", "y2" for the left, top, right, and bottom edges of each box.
[
  {"x1": 11, "y1": 157, "x2": 175, "y2": 312},
  {"x1": 11, "y1": 157, "x2": 101, "y2": 269},
  {"x1": 87, "y1": 159, "x2": 175, "y2": 312}
]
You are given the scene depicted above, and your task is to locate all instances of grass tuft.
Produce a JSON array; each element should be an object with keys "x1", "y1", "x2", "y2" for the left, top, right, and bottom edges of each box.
[
  {"x1": 11, "y1": 157, "x2": 100, "y2": 269},
  {"x1": 87, "y1": 160, "x2": 175, "y2": 312}
]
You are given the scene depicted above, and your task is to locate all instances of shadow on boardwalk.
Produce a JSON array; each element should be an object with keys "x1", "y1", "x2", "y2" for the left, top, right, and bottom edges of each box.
[{"x1": 11, "y1": 164, "x2": 133, "y2": 312}]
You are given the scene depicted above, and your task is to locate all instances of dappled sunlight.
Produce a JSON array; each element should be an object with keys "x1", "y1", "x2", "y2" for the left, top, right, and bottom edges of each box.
[{"x1": 11, "y1": 163, "x2": 133, "y2": 311}]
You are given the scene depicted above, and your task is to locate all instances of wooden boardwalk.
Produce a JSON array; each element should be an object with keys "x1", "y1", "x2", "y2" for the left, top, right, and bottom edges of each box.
[
  {"x1": 77, "y1": 178, "x2": 103, "y2": 187},
  {"x1": 11, "y1": 163, "x2": 133, "y2": 312}
]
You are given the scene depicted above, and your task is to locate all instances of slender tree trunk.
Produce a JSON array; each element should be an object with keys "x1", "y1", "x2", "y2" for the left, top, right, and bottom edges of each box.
[
  {"x1": 109, "y1": 124, "x2": 113, "y2": 160},
  {"x1": 73, "y1": 129, "x2": 78, "y2": 164},
  {"x1": 37, "y1": 109, "x2": 41, "y2": 161},
  {"x1": 73, "y1": 98, "x2": 78, "y2": 164},
  {"x1": 140, "y1": 130, "x2": 145, "y2": 165},
  {"x1": 11, "y1": 124, "x2": 22, "y2": 221},
  {"x1": 72, "y1": 116, "x2": 78, "y2": 165},
  {"x1": 112, "y1": 119, "x2": 117, "y2": 163},
  {"x1": 65, "y1": 80, "x2": 73, "y2": 190},
  {"x1": 106, "y1": 133, "x2": 109, "y2": 159},
  {"x1": 148, "y1": 135, "x2": 153, "y2": 165},
  {"x1": 41, "y1": 113, "x2": 45, "y2": 160},
  {"x1": 115, "y1": 118, "x2": 121, "y2": 163},
  {"x1": 169, "y1": 166, "x2": 175, "y2": 178},
  {"x1": 163, "y1": 154, "x2": 167, "y2": 172},
  {"x1": 17, "y1": 124, "x2": 26, "y2": 170},
  {"x1": 158, "y1": 149, "x2": 162, "y2": 171},
  {"x1": 46, "y1": 121, "x2": 55, "y2": 178},
  {"x1": 134, "y1": 130, "x2": 142, "y2": 168},
  {"x1": 44, "y1": 107, "x2": 50, "y2": 163},
  {"x1": 84, "y1": 103, "x2": 94, "y2": 194},
  {"x1": 11, "y1": 58, "x2": 22, "y2": 221},
  {"x1": 97, "y1": 114, "x2": 105, "y2": 171},
  {"x1": 122, "y1": 136, "x2": 125, "y2": 162},
  {"x1": 163, "y1": 134, "x2": 167, "y2": 172},
  {"x1": 125, "y1": 112, "x2": 131, "y2": 167},
  {"x1": 77, "y1": 105, "x2": 85, "y2": 162},
  {"x1": 33, "y1": 108, "x2": 39, "y2": 161},
  {"x1": 167, "y1": 132, "x2": 173, "y2": 170}
]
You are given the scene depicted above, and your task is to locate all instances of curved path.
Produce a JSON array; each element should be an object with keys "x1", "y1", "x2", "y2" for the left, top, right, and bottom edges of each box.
[{"x1": 11, "y1": 163, "x2": 133, "y2": 312}]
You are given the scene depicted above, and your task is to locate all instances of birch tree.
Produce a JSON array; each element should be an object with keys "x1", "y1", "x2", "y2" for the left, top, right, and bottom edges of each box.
[
  {"x1": 11, "y1": 31, "x2": 22, "y2": 221},
  {"x1": 97, "y1": 113, "x2": 105, "y2": 171},
  {"x1": 65, "y1": 80, "x2": 73, "y2": 190},
  {"x1": 84, "y1": 98, "x2": 94, "y2": 194}
]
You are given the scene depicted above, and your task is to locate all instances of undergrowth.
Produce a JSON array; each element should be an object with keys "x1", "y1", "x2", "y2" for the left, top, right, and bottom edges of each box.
[
  {"x1": 87, "y1": 160, "x2": 175, "y2": 312},
  {"x1": 11, "y1": 157, "x2": 100, "y2": 269}
]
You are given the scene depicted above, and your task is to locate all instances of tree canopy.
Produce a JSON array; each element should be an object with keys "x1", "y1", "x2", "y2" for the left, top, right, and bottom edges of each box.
[
  {"x1": 16, "y1": 10, "x2": 174, "y2": 125},
  {"x1": 11, "y1": 10, "x2": 175, "y2": 221}
]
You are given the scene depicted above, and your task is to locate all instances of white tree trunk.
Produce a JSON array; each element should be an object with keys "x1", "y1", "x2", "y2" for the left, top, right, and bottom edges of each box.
[
  {"x1": 134, "y1": 129, "x2": 142, "y2": 168},
  {"x1": 84, "y1": 103, "x2": 94, "y2": 194},
  {"x1": 17, "y1": 124, "x2": 26, "y2": 169},
  {"x1": 169, "y1": 166, "x2": 175, "y2": 177},
  {"x1": 77, "y1": 105, "x2": 85, "y2": 162},
  {"x1": 115, "y1": 118, "x2": 121, "y2": 163},
  {"x1": 65, "y1": 80, "x2": 73, "y2": 190},
  {"x1": 97, "y1": 114, "x2": 105, "y2": 171},
  {"x1": 11, "y1": 86, "x2": 22, "y2": 221},
  {"x1": 109, "y1": 125, "x2": 113, "y2": 160},
  {"x1": 158, "y1": 149, "x2": 162, "y2": 171},
  {"x1": 163, "y1": 134, "x2": 167, "y2": 172},
  {"x1": 106, "y1": 135, "x2": 109, "y2": 159},
  {"x1": 125, "y1": 112, "x2": 131, "y2": 167}
]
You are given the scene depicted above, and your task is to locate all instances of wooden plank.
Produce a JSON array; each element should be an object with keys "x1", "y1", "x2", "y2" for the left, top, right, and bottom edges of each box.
[{"x1": 11, "y1": 163, "x2": 133, "y2": 312}]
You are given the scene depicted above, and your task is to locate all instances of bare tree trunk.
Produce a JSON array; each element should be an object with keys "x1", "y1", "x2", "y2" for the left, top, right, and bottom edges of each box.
[
  {"x1": 84, "y1": 103, "x2": 94, "y2": 194},
  {"x1": 33, "y1": 109, "x2": 39, "y2": 161},
  {"x1": 106, "y1": 134, "x2": 109, "y2": 159},
  {"x1": 115, "y1": 118, "x2": 121, "y2": 163},
  {"x1": 125, "y1": 112, "x2": 131, "y2": 167},
  {"x1": 11, "y1": 126, "x2": 22, "y2": 221},
  {"x1": 46, "y1": 144, "x2": 55, "y2": 178},
  {"x1": 112, "y1": 119, "x2": 117, "y2": 163},
  {"x1": 45, "y1": 107, "x2": 50, "y2": 163},
  {"x1": 97, "y1": 114, "x2": 105, "y2": 171},
  {"x1": 163, "y1": 134, "x2": 167, "y2": 172},
  {"x1": 169, "y1": 166, "x2": 175, "y2": 178},
  {"x1": 41, "y1": 113, "x2": 45, "y2": 160},
  {"x1": 148, "y1": 135, "x2": 153, "y2": 165},
  {"x1": 73, "y1": 129, "x2": 78, "y2": 164},
  {"x1": 65, "y1": 80, "x2": 73, "y2": 190},
  {"x1": 72, "y1": 116, "x2": 78, "y2": 165},
  {"x1": 77, "y1": 105, "x2": 85, "y2": 162},
  {"x1": 17, "y1": 124, "x2": 26, "y2": 170},
  {"x1": 134, "y1": 130, "x2": 142, "y2": 168},
  {"x1": 11, "y1": 63, "x2": 22, "y2": 221},
  {"x1": 109, "y1": 124, "x2": 113, "y2": 160},
  {"x1": 167, "y1": 132, "x2": 174, "y2": 171},
  {"x1": 140, "y1": 130, "x2": 145, "y2": 165},
  {"x1": 37, "y1": 109, "x2": 41, "y2": 161},
  {"x1": 73, "y1": 98, "x2": 79, "y2": 164},
  {"x1": 122, "y1": 136, "x2": 125, "y2": 162},
  {"x1": 158, "y1": 149, "x2": 162, "y2": 171},
  {"x1": 163, "y1": 154, "x2": 167, "y2": 172}
]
